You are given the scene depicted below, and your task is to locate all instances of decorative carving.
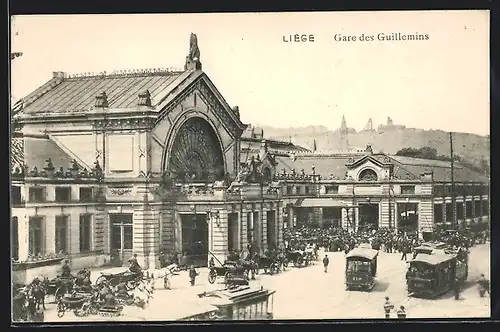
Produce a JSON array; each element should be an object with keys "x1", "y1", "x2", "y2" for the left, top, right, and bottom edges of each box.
[
  {"x1": 197, "y1": 80, "x2": 241, "y2": 137},
  {"x1": 108, "y1": 187, "x2": 133, "y2": 196},
  {"x1": 95, "y1": 91, "x2": 109, "y2": 108},
  {"x1": 359, "y1": 169, "x2": 378, "y2": 181},
  {"x1": 92, "y1": 118, "x2": 155, "y2": 131},
  {"x1": 168, "y1": 117, "x2": 225, "y2": 183},
  {"x1": 232, "y1": 106, "x2": 240, "y2": 119}
]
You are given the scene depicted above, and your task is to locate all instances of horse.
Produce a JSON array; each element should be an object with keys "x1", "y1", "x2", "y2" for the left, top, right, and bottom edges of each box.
[
  {"x1": 143, "y1": 264, "x2": 179, "y2": 290},
  {"x1": 27, "y1": 279, "x2": 46, "y2": 311},
  {"x1": 130, "y1": 282, "x2": 153, "y2": 309}
]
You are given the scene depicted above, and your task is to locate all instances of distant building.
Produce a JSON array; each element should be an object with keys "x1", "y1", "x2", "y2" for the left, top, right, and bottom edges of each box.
[
  {"x1": 274, "y1": 145, "x2": 489, "y2": 240},
  {"x1": 378, "y1": 117, "x2": 406, "y2": 131}
]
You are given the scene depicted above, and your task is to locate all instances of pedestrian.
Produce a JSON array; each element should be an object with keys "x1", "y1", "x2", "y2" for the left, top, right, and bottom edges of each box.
[
  {"x1": 164, "y1": 270, "x2": 172, "y2": 290},
  {"x1": 477, "y1": 273, "x2": 490, "y2": 297},
  {"x1": 209, "y1": 257, "x2": 215, "y2": 268},
  {"x1": 401, "y1": 244, "x2": 408, "y2": 261},
  {"x1": 323, "y1": 254, "x2": 329, "y2": 273},
  {"x1": 383, "y1": 296, "x2": 394, "y2": 319},
  {"x1": 454, "y1": 277, "x2": 461, "y2": 300},
  {"x1": 397, "y1": 305, "x2": 407, "y2": 319},
  {"x1": 189, "y1": 265, "x2": 198, "y2": 286}
]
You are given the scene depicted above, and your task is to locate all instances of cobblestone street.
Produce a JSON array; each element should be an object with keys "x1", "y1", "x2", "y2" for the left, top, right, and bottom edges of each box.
[{"x1": 43, "y1": 243, "x2": 489, "y2": 322}]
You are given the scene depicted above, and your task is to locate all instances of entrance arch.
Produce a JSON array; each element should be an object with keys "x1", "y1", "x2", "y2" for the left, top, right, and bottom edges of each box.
[{"x1": 164, "y1": 116, "x2": 225, "y2": 183}]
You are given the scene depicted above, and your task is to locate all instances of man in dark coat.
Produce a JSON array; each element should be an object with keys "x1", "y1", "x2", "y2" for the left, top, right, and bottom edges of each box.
[
  {"x1": 323, "y1": 254, "x2": 329, "y2": 273},
  {"x1": 454, "y1": 277, "x2": 461, "y2": 300},
  {"x1": 189, "y1": 265, "x2": 199, "y2": 286}
]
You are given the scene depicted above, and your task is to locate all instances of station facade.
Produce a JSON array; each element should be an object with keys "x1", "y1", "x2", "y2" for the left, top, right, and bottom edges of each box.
[{"x1": 10, "y1": 35, "x2": 489, "y2": 283}]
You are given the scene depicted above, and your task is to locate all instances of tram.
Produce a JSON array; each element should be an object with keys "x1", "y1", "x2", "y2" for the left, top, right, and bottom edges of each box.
[
  {"x1": 345, "y1": 246, "x2": 379, "y2": 291},
  {"x1": 406, "y1": 242, "x2": 468, "y2": 298}
]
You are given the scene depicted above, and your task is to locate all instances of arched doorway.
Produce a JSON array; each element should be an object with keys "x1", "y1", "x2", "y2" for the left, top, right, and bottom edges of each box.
[
  {"x1": 166, "y1": 117, "x2": 226, "y2": 267},
  {"x1": 167, "y1": 117, "x2": 225, "y2": 183}
]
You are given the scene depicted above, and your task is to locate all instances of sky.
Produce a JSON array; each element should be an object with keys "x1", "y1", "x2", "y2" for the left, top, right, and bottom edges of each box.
[{"x1": 10, "y1": 11, "x2": 490, "y2": 136}]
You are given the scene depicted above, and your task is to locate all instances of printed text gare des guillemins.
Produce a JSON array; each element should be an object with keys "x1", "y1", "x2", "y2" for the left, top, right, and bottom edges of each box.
[{"x1": 282, "y1": 33, "x2": 430, "y2": 43}]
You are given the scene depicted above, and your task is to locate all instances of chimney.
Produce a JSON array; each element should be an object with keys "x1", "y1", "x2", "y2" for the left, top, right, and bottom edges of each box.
[
  {"x1": 95, "y1": 91, "x2": 109, "y2": 108},
  {"x1": 421, "y1": 170, "x2": 434, "y2": 181},
  {"x1": 138, "y1": 90, "x2": 152, "y2": 107},
  {"x1": 53, "y1": 71, "x2": 67, "y2": 79}
]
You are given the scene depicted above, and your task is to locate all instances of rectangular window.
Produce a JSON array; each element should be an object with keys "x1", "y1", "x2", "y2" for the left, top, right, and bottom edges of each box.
[
  {"x1": 400, "y1": 185, "x2": 415, "y2": 195},
  {"x1": 29, "y1": 187, "x2": 45, "y2": 203},
  {"x1": 55, "y1": 215, "x2": 68, "y2": 254},
  {"x1": 79, "y1": 214, "x2": 92, "y2": 252},
  {"x1": 433, "y1": 185, "x2": 444, "y2": 196},
  {"x1": 445, "y1": 203, "x2": 453, "y2": 222},
  {"x1": 325, "y1": 185, "x2": 339, "y2": 194},
  {"x1": 304, "y1": 186, "x2": 310, "y2": 195},
  {"x1": 55, "y1": 187, "x2": 71, "y2": 202},
  {"x1": 456, "y1": 203, "x2": 464, "y2": 221},
  {"x1": 445, "y1": 185, "x2": 453, "y2": 196},
  {"x1": 123, "y1": 225, "x2": 133, "y2": 250},
  {"x1": 455, "y1": 185, "x2": 464, "y2": 197},
  {"x1": 465, "y1": 185, "x2": 473, "y2": 196},
  {"x1": 286, "y1": 186, "x2": 293, "y2": 195},
  {"x1": 79, "y1": 187, "x2": 93, "y2": 203},
  {"x1": 474, "y1": 201, "x2": 481, "y2": 217},
  {"x1": 11, "y1": 186, "x2": 22, "y2": 205},
  {"x1": 434, "y1": 204, "x2": 443, "y2": 223},
  {"x1": 483, "y1": 201, "x2": 489, "y2": 216},
  {"x1": 266, "y1": 211, "x2": 276, "y2": 250},
  {"x1": 29, "y1": 217, "x2": 44, "y2": 256}
]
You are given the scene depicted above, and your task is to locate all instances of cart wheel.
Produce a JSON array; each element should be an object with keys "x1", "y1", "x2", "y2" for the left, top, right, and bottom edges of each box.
[
  {"x1": 74, "y1": 309, "x2": 82, "y2": 317},
  {"x1": 89, "y1": 305, "x2": 99, "y2": 315},
  {"x1": 126, "y1": 280, "x2": 137, "y2": 290},
  {"x1": 296, "y1": 257, "x2": 304, "y2": 267},
  {"x1": 95, "y1": 276, "x2": 106, "y2": 285},
  {"x1": 55, "y1": 286, "x2": 65, "y2": 300},
  {"x1": 56, "y1": 302, "x2": 66, "y2": 318},
  {"x1": 208, "y1": 271, "x2": 216, "y2": 284}
]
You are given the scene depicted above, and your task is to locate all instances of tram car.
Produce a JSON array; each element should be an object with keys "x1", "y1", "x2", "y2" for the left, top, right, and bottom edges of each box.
[
  {"x1": 345, "y1": 246, "x2": 379, "y2": 291},
  {"x1": 406, "y1": 242, "x2": 469, "y2": 298}
]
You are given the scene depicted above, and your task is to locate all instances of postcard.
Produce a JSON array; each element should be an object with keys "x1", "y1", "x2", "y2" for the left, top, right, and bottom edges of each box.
[{"x1": 10, "y1": 10, "x2": 490, "y2": 322}]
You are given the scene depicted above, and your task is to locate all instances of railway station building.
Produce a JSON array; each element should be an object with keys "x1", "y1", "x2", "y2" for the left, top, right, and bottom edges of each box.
[{"x1": 10, "y1": 34, "x2": 489, "y2": 283}]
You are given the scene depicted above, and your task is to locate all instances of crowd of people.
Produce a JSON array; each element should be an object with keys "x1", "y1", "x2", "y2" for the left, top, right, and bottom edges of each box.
[{"x1": 283, "y1": 224, "x2": 488, "y2": 257}]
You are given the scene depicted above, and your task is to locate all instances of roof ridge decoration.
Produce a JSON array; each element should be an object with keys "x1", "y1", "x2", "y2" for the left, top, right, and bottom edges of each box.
[{"x1": 66, "y1": 67, "x2": 185, "y2": 79}]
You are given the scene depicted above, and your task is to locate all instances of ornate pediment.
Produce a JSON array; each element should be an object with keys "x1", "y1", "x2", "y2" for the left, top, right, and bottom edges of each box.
[{"x1": 155, "y1": 74, "x2": 247, "y2": 139}]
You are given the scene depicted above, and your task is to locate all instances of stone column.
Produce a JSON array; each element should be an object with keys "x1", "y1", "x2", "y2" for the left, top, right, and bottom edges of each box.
[
  {"x1": 288, "y1": 206, "x2": 294, "y2": 229},
  {"x1": 174, "y1": 211, "x2": 182, "y2": 254},
  {"x1": 240, "y1": 209, "x2": 248, "y2": 251},
  {"x1": 261, "y1": 207, "x2": 268, "y2": 252},
  {"x1": 18, "y1": 214, "x2": 29, "y2": 261},
  {"x1": 45, "y1": 215, "x2": 55, "y2": 254},
  {"x1": 212, "y1": 209, "x2": 228, "y2": 264}
]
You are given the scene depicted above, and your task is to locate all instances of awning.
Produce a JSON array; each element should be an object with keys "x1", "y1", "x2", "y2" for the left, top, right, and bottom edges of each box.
[{"x1": 294, "y1": 198, "x2": 348, "y2": 208}]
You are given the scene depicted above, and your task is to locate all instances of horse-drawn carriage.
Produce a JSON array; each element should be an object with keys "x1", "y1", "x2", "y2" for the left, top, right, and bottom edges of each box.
[
  {"x1": 285, "y1": 249, "x2": 310, "y2": 268},
  {"x1": 95, "y1": 270, "x2": 143, "y2": 290},
  {"x1": 56, "y1": 292, "x2": 100, "y2": 318},
  {"x1": 43, "y1": 276, "x2": 76, "y2": 301},
  {"x1": 208, "y1": 261, "x2": 249, "y2": 285}
]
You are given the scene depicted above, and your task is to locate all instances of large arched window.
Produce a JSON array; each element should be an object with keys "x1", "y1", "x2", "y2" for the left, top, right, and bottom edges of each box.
[
  {"x1": 168, "y1": 117, "x2": 225, "y2": 183},
  {"x1": 358, "y1": 169, "x2": 378, "y2": 181}
]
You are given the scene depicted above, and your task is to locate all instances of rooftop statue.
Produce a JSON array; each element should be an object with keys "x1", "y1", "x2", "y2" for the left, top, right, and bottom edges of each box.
[{"x1": 188, "y1": 33, "x2": 200, "y2": 61}]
